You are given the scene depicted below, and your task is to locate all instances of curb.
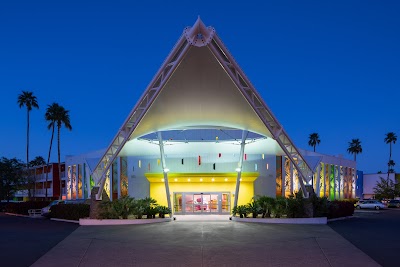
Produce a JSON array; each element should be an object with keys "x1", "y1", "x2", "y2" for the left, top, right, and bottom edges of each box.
[
  {"x1": 50, "y1": 218, "x2": 80, "y2": 224},
  {"x1": 354, "y1": 210, "x2": 381, "y2": 214},
  {"x1": 231, "y1": 217, "x2": 327, "y2": 224},
  {"x1": 79, "y1": 218, "x2": 172, "y2": 226},
  {"x1": 5, "y1": 212, "x2": 43, "y2": 218},
  {"x1": 327, "y1": 216, "x2": 356, "y2": 222}
]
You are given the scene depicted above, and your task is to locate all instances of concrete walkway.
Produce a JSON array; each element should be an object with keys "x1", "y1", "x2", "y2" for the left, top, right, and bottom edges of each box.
[{"x1": 31, "y1": 219, "x2": 380, "y2": 267}]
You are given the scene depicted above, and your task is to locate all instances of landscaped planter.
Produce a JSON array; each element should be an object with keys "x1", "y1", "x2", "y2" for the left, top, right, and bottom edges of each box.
[
  {"x1": 79, "y1": 218, "x2": 172, "y2": 226},
  {"x1": 231, "y1": 217, "x2": 327, "y2": 224}
]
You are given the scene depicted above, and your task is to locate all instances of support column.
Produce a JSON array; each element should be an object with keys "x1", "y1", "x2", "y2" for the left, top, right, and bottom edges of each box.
[
  {"x1": 233, "y1": 130, "x2": 248, "y2": 208},
  {"x1": 315, "y1": 163, "x2": 321, "y2": 197},
  {"x1": 116, "y1": 160, "x2": 121, "y2": 200},
  {"x1": 352, "y1": 168, "x2": 356, "y2": 198},
  {"x1": 158, "y1": 132, "x2": 172, "y2": 212},
  {"x1": 335, "y1": 165, "x2": 339, "y2": 199},
  {"x1": 289, "y1": 161, "x2": 294, "y2": 194}
]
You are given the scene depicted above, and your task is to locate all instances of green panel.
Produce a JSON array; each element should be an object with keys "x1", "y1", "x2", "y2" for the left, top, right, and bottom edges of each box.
[
  {"x1": 90, "y1": 175, "x2": 94, "y2": 190},
  {"x1": 83, "y1": 163, "x2": 88, "y2": 199},
  {"x1": 330, "y1": 165, "x2": 335, "y2": 200},
  {"x1": 78, "y1": 164, "x2": 83, "y2": 199}
]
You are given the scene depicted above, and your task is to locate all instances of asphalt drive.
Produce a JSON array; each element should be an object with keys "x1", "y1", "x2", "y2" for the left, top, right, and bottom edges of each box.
[
  {"x1": 0, "y1": 213, "x2": 79, "y2": 267},
  {"x1": 329, "y1": 208, "x2": 400, "y2": 267}
]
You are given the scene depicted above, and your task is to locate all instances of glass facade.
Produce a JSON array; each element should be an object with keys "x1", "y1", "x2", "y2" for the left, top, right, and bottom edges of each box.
[{"x1": 174, "y1": 192, "x2": 230, "y2": 214}]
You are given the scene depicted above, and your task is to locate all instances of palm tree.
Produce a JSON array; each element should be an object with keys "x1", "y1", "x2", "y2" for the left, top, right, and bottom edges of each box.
[
  {"x1": 347, "y1": 139, "x2": 362, "y2": 161},
  {"x1": 44, "y1": 103, "x2": 60, "y2": 199},
  {"x1": 308, "y1": 133, "x2": 321, "y2": 152},
  {"x1": 17, "y1": 91, "x2": 39, "y2": 198},
  {"x1": 29, "y1": 156, "x2": 46, "y2": 168},
  {"x1": 29, "y1": 156, "x2": 46, "y2": 198},
  {"x1": 388, "y1": 160, "x2": 395, "y2": 173},
  {"x1": 53, "y1": 105, "x2": 72, "y2": 200},
  {"x1": 384, "y1": 132, "x2": 397, "y2": 161}
]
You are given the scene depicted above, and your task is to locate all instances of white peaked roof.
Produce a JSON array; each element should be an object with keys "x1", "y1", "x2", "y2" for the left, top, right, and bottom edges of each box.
[{"x1": 91, "y1": 18, "x2": 313, "y2": 198}]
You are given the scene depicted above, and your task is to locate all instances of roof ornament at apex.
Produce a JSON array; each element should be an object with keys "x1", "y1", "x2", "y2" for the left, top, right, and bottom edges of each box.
[{"x1": 184, "y1": 16, "x2": 215, "y2": 47}]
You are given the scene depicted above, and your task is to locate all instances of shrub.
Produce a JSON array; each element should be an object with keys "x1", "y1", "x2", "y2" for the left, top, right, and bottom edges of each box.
[
  {"x1": 343, "y1": 198, "x2": 358, "y2": 205},
  {"x1": 99, "y1": 196, "x2": 135, "y2": 219},
  {"x1": 157, "y1": 206, "x2": 171, "y2": 218},
  {"x1": 255, "y1": 196, "x2": 275, "y2": 218},
  {"x1": 50, "y1": 204, "x2": 90, "y2": 220},
  {"x1": 247, "y1": 200, "x2": 261, "y2": 218},
  {"x1": 5, "y1": 201, "x2": 50, "y2": 215},
  {"x1": 327, "y1": 200, "x2": 354, "y2": 219},
  {"x1": 311, "y1": 195, "x2": 329, "y2": 218},
  {"x1": 132, "y1": 198, "x2": 146, "y2": 219},
  {"x1": 286, "y1": 192, "x2": 306, "y2": 218},
  {"x1": 232, "y1": 205, "x2": 249, "y2": 218},
  {"x1": 142, "y1": 197, "x2": 158, "y2": 219},
  {"x1": 273, "y1": 197, "x2": 287, "y2": 218}
]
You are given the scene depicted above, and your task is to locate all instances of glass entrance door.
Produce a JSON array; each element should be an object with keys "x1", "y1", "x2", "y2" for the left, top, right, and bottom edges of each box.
[{"x1": 174, "y1": 192, "x2": 230, "y2": 214}]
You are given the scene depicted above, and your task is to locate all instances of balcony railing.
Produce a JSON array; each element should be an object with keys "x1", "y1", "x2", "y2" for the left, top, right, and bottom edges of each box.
[
  {"x1": 33, "y1": 173, "x2": 53, "y2": 181},
  {"x1": 34, "y1": 188, "x2": 53, "y2": 196}
]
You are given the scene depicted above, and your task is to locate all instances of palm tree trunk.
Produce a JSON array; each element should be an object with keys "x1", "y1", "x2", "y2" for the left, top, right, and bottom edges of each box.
[
  {"x1": 27, "y1": 109, "x2": 29, "y2": 168},
  {"x1": 314, "y1": 146, "x2": 316, "y2": 152},
  {"x1": 45, "y1": 125, "x2": 55, "y2": 200},
  {"x1": 58, "y1": 125, "x2": 62, "y2": 200},
  {"x1": 390, "y1": 142, "x2": 392, "y2": 161},
  {"x1": 27, "y1": 109, "x2": 31, "y2": 199}
]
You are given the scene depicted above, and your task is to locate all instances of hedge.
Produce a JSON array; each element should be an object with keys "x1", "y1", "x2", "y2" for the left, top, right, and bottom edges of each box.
[
  {"x1": 327, "y1": 200, "x2": 354, "y2": 219},
  {"x1": 50, "y1": 204, "x2": 90, "y2": 221},
  {"x1": 5, "y1": 201, "x2": 51, "y2": 215}
]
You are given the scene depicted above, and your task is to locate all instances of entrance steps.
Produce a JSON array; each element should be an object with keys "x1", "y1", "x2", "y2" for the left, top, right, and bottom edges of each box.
[{"x1": 173, "y1": 215, "x2": 231, "y2": 221}]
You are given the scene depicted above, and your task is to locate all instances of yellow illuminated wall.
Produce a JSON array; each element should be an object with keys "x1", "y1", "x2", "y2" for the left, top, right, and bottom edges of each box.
[{"x1": 150, "y1": 181, "x2": 254, "y2": 208}]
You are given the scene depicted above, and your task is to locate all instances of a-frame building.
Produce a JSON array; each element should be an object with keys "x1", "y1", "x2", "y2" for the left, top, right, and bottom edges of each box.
[{"x1": 90, "y1": 18, "x2": 314, "y2": 211}]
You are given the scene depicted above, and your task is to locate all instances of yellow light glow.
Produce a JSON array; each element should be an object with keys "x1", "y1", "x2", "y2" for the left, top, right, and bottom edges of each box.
[
  {"x1": 224, "y1": 178, "x2": 228, "y2": 181},
  {"x1": 187, "y1": 178, "x2": 191, "y2": 182},
  {"x1": 200, "y1": 178, "x2": 203, "y2": 182},
  {"x1": 174, "y1": 178, "x2": 178, "y2": 182},
  {"x1": 212, "y1": 178, "x2": 215, "y2": 182},
  {"x1": 240, "y1": 178, "x2": 242, "y2": 181},
  {"x1": 161, "y1": 178, "x2": 164, "y2": 182}
]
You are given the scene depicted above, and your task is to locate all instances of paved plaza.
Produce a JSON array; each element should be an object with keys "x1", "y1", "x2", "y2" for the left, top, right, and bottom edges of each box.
[{"x1": 32, "y1": 219, "x2": 379, "y2": 267}]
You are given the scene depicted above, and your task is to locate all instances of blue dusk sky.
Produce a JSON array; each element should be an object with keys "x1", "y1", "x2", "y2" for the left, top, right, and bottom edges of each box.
[{"x1": 1, "y1": 0, "x2": 399, "y2": 174}]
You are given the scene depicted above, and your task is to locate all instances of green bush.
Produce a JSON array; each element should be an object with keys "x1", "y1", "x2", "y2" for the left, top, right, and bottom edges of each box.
[
  {"x1": 286, "y1": 192, "x2": 306, "y2": 218},
  {"x1": 50, "y1": 204, "x2": 90, "y2": 220},
  {"x1": 343, "y1": 198, "x2": 358, "y2": 205},
  {"x1": 142, "y1": 197, "x2": 158, "y2": 219},
  {"x1": 247, "y1": 200, "x2": 261, "y2": 218},
  {"x1": 232, "y1": 205, "x2": 249, "y2": 218},
  {"x1": 99, "y1": 196, "x2": 170, "y2": 219},
  {"x1": 256, "y1": 196, "x2": 275, "y2": 218},
  {"x1": 156, "y1": 206, "x2": 171, "y2": 218},
  {"x1": 5, "y1": 201, "x2": 50, "y2": 215},
  {"x1": 327, "y1": 200, "x2": 354, "y2": 219},
  {"x1": 311, "y1": 195, "x2": 329, "y2": 218},
  {"x1": 273, "y1": 196, "x2": 287, "y2": 218},
  {"x1": 99, "y1": 196, "x2": 135, "y2": 219}
]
